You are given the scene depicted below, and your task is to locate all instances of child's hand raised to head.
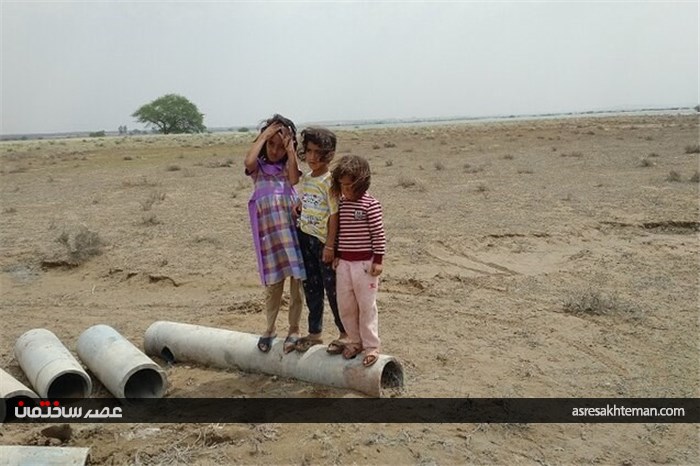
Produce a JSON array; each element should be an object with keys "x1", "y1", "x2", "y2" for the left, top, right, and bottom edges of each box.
[
  {"x1": 260, "y1": 122, "x2": 284, "y2": 141},
  {"x1": 279, "y1": 126, "x2": 296, "y2": 154}
]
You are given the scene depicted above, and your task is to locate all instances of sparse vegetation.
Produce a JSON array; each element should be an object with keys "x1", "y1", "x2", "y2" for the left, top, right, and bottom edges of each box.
[
  {"x1": 563, "y1": 288, "x2": 641, "y2": 319},
  {"x1": 690, "y1": 171, "x2": 699, "y2": 183},
  {"x1": 385, "y1": 160, "x2": 393, "y2": 167},
  {"x1": 434, "y1": 161, "x2": 445, "y2": 171},
  {"x1": 55, "y1": 226, "x2": 103, "y2": 265},
  {"x1": 684, "y1": 144, "x2": 700, "y2": 154},
  {"x1": 141, "y1": 213, "x2": 160, "y2": 226},
  {"x1": 561, "y1": 151, "x2": 583, "y2": 158},
  {"x1": 639, "y1": 158, "x2": 654, "y2": 167},
  {"x1": 122, "y1": 176, "x2": 160, "y2": 187},
  {"x1": 140, "y1": 191, "x2": 166, "y2": 211},
  {"x1": 166, "y1": 164, "x2": 181, "y2": 171},
  {"x1": 397, "y1": 176, "x2": 416, "y2": 188},
  {"x1": 666, "y1": 170, "x2": 682, "y2": 182},
  {"x1": 463, "y1": 164, "x2": 483, "y2": 174}
]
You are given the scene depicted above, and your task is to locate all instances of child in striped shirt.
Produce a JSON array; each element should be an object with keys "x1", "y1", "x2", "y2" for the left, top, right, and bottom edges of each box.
[{"x1": 330, "y1": 155, "x2": 386, "y2": 368}]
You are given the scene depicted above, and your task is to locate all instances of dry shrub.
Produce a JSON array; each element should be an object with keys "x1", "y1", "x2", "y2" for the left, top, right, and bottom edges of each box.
[
  {"x1": 122, "y1": 176, "x2": 160, "y2": 187},
  {"x1": 140, "y1": 191, "x2": 166, "y2": 211},
  {"x1": 463, "y1": 164, "x2": 483, "y2": 174},
  {"x1": 561, "y1": 151, "x2": 583, "y2": 158},
  {"x1": 563, "y1": 288, "x2": 641, "y2": 319},
  {"x1": 397, "y1": 176, "x2": 416, "y2": 188},
  {"x1": 434, "y1": 161, "x2": 445, "y2": 171},
  {"x1": 666, "y1": 170, "x2": 682, "y2": 182},
  {"x1": 684, "y1": 144, "x2": 700, "y2": 154},
  {"x1": 56, "y1": 226, "x2": 103, "y2": 265}
]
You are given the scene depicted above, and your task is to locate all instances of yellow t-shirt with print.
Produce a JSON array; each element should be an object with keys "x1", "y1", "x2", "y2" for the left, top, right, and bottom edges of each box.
[{"x1": 298, "y1": 172, "x2": 338, "y2": 242}]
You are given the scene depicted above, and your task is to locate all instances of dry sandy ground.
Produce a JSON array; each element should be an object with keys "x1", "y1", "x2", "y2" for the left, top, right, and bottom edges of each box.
[{"x1": 0, "y1": 114, "x2": 698, "y2": 464}]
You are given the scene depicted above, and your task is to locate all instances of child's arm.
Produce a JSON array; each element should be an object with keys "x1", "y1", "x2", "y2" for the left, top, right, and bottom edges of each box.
[
  {"x1": 280, "y1": 127, "x2": 300, "y2": 186},
  {"x1": 322, "y1": 212, "x2": 339, "y2": 264},
  {"x1": 244, "y1": 123, "x2": 282, "y2": 174},
  {"x1": 367, "y1": 200, "x2": 386, "y2": 277}
]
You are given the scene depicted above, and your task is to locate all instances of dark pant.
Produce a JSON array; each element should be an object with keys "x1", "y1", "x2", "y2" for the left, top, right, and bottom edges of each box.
[{"x1": 297, "y1": 229, "x2": 344, "y2": 335}]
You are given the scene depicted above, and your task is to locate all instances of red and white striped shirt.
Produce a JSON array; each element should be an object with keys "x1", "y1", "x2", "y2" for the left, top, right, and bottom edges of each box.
[{"x1": 337, "y1": 193, "x2": 386, "y2": 264}]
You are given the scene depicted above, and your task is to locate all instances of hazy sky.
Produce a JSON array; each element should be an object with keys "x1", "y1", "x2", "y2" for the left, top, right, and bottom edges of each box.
[{"x1": 1, "y1": 1, "x2": 697, "y2": 135}]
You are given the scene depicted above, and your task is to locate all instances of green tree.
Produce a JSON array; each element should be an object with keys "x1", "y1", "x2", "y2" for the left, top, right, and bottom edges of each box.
[{"x1": 132, "y1": 94, "x2": 206, "y2": 134}]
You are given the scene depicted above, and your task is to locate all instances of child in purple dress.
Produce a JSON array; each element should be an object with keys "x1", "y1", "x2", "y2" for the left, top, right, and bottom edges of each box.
[{"x1": 245, "y1": 114, "x2": 306, "y2": 354}]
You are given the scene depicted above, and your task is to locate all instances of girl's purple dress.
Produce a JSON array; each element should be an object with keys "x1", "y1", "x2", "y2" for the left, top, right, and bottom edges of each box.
[{"x1": 247, "y1": 159, "x2": 306, "y2": 285}]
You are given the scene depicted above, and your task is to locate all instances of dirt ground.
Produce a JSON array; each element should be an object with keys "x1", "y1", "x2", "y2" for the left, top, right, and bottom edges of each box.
[{"x1": 0, "y1": 114, "x2": 698, "y2": 464}]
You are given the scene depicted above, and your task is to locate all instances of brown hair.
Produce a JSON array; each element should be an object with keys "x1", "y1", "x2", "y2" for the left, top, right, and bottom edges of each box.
[
  {"x1": 330, "y1": 155, "x2": 371, "y2": 197},
  {"x1": 299, "y1": 127, "x2": 337, "y2": 163}
]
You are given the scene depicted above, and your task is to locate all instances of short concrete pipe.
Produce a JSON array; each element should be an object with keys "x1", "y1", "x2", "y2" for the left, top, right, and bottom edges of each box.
[
  {"x1": 14, "y1": 329, "x2": 92, "y2": 399},
  {"x1": 1, "y1": 367, "x2": 39, "y2": 423},
  {"x1": 77, "y1": 325, "x2": 167, "y2": 399},
  {"x1": 144, "y1": 321, "x2": 404, "y2": 397}
]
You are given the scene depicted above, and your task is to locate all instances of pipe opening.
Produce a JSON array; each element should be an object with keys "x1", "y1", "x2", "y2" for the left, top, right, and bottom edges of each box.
[
  {"x1": 47, "y1": 373, "x2": 90, "y2": 398},
  {"x1": 160, "y1": 346, "x2": 175, "y2": 363},
  {"x1": 380, "y1": 360, "x2": 404, "y2": 389},
  {"x1": 124, "y1": 368, "x2": 165, "y2": 398}
]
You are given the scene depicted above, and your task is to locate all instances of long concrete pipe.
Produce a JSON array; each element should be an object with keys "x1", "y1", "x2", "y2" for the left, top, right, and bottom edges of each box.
[
  {"x1": 144, "y1": 321, "x2": 403, "y2": 397},
  {"x1": 14, "y1": 329, "x2": 92, "y2": 398},
  {"x1": 1, "y1": 367, "x2": 38, "y2": 423},
  {"x1": 77, "y1": 325, "x2": 167, "y2": 399}
]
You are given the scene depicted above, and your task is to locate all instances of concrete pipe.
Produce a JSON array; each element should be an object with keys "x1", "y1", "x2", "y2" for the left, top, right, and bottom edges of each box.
[
  {"x1": 1, "y1": 367, "x2": 39, "y2": 423},
  {"x1": 144, "y1": 321, "x2": 404, "y2": 397},
  {"x1": 14, "y1": 329, "x2": 92, "y2": 399},
  {"x1": 77, "y1": 325, "x2": 167, "y2": 399}
]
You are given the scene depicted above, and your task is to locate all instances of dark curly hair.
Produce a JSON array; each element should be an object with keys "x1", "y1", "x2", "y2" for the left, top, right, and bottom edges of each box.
[
  {"x1": 256, "y1": 114, "x2": 297, "y2": 163},
  {"x1": 299, "y1": 127, "x2": 337, "y2": 163},
  {"x1": 330, "y1": 155, "x2": 371, "y2": 198}
]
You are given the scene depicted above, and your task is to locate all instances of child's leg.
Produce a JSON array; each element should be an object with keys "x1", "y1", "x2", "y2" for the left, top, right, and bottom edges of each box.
[
  {"x1": 336, "y1": 259, "x2": 360, "y2": 349},
  {"x1": 322, "y1": 255, "x2": 346, "y2": 338},
  {"x1": 353, "y1": 260, "x2": 381, "y2": 353},
  {"x1": 298, "y1": 231, "x2": 324, "y2": 336},
  {"x1": 288, "y1": 277, "x2": 303, "y2": 335},
  {"x1": 265, "y1": 279, "x2": 285, "y2": 334}
]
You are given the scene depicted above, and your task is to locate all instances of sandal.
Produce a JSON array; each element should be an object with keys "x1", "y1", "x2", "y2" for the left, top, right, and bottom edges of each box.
[
  {"x1": 283, "y1": 335, "x2": 300, "y2": 354},
  {"x1": 362, "y1": 351, "x2": 379, "y2": 368},
  {"x1": 257, "y1": 334, "x2": 276, "y2": 353},
  {"x1": 326, "y1": 339, "x2": 345, "y2": 355},
  {"x1": 342, "y1": 345, "x2": 362, "y2": 360},
  {"x1": 295, "y1": 336, "x2": 323, "y2": 353}
]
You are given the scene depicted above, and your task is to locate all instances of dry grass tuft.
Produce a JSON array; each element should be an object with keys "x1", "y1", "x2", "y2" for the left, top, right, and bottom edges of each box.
[
  {"x1": 684, "y1": 144, "x2": 700, "y2": 154},
  {"x1": 563, "y1": 288, "x2": 642, "y2": 319},
  {"x1": 666, "y1": 170, "x2": 682, "y2": 182},
  {"x1": 56, "y1": 226, "x2": 103, "y2": 265}
]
